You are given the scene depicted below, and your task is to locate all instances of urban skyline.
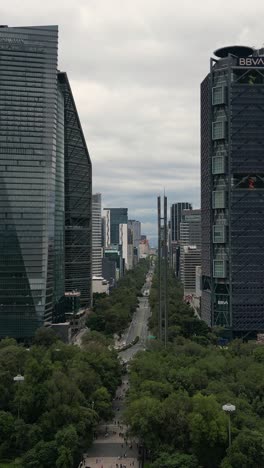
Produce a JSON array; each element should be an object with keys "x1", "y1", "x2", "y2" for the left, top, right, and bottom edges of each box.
[{"x1": 4, "y1": 1, "x2": 264, "y2": 243}]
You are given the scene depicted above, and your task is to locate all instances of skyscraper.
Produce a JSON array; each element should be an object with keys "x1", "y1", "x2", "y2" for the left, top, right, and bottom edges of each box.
[
  {"x1": 127, "y1": 220, "x2": 141, "y2": 250},
  {"x1": 92, "y1": 194, "x2": 102, "y2": 276},
  {"x1": 170, "y1": 202, "x2": 192, "y2": 276},
  {"x1": 201, "y1": 45, "x2": 264, "y2": 335},
  {"x1": 0, "y1": 26, "x2": 92, "y2": 339},
  {"x1": 102, "y1": 208, "x2": 128, "y2": 245},
  {"x1": 180, "y1": 209, "x2": 201, "y2": 295},
  {"x1": 170, "y1": 202, "x2": 192, "y2": 242}
]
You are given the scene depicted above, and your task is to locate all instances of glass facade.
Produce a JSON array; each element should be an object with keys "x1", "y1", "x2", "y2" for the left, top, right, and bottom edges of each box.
[
  {"x1": 0, "y1": 26, "x2": 60, "y2": 339},
  {"x1": 58, "y1": 73, "x2": 92, "y2": 310},
  {"x1": 107, "y1": 208, "x2": 128, "y2": 244},
  {"x1": 0, "y1": 26, "x2": 92, "y2": 338}
]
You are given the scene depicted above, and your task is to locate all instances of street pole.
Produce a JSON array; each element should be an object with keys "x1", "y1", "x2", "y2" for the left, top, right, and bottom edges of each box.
[
  {"x1": 228, "y1": 412, "x2": 231, "y2": 448},
  {"x1": 157, "y1": 196, "x2": 162, "y2": 342},
  {"x1": 164, "y1": 195, "x2": 168, "y2": 348},
  {"x1": 222, "y1": 403, "x2": 235, "y2": 449}
]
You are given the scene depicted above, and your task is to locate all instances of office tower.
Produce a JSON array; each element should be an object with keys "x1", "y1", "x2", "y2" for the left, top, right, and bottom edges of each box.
[
  {"x1": 102, "y1": 208, "x2": 128, "y2": 245},
  {"x1": 119, "y1": 223, "x2": 128, "y2": 268},
  {"x1": 170, "y1": 202, "x2": 192, "y2": 276},
  {"x1": 127, "y1": 220, "x2": 141, "y2": 249},
  {"x1": 59, "y1": 72, "x2": 92, "y2": 311},
  {"x1": 92, "y1": 194, "x2": 102, "y2": 276},
  {"x1": 139, "y1": 238, "x2": 150, "y2": 258},
  {"x1": 127, "y1": 227, "x2": 134, "y2": 270},
  {"x1": 180, "y1": 209, "x2": 201, "y2": 249},
  {"x1": 181, "y1": 246, "x2": 201, "y2": 295},
  {"x1": 170, "y1": 202, "x2": 193, "y2": 242},
  {"x1": 0, "y1": 26, "x2": 92, "y2": 339},
  {"x1": 201, "y1": 45, "x2": 264, "y2": 335},
  {"x1": 180, "y1": 209, "x2": 201, "y2": 294}
]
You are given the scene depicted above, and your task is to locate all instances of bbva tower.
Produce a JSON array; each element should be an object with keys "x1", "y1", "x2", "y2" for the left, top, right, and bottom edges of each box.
[{"x1": 201, "y1": 45, "x2": 264, "y2": 337}]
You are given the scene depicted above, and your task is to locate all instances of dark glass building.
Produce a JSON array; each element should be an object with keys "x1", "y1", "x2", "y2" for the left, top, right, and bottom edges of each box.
[
  {"x1": 0, "y1": 26, "x2": 92, "y2": 339},
  {"x1": 201, "y1": 45, "x2": 264, "y2": 335},
  {"x1": 103, "y1": 208, "x2": 128, "y2": 244},
  {"x1": 170, "y1": 202, "x2": 192, "y2": 242},
  {"x1": 58, "y1": 73, "x2": 92, "y2": 311},
  {"x1": 170, "y1": 202, "x2": 192, "y2": 276}
]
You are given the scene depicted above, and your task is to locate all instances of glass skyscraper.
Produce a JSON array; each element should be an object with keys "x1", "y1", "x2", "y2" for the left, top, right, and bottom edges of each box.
[
  {"x1": 201, "y1": 45, "x2": 264, "y2": 336},
  {"x1": 0, "y1": 26, "x2": 92, "y2": 339}
]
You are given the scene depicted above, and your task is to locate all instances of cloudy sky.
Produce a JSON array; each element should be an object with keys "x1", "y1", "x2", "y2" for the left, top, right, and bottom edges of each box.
[{"x1": 2, "y1": 0, "x2": 264, "y2": 243}]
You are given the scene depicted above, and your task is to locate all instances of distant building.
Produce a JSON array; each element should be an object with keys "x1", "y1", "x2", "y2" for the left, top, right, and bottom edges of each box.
[
  {"x1": 128, "y1": 220, "x2": 141, "y2": 249},
  {"x1": 119, "y1": 223, "x2": 128, "y2": 269},
  {"x1": 170, "y1": 202, "x2": 192, "y2": 276},
  {"x1": 180, "y1": 209, "x2": 201, "y2": 249},
  {"x1": 102, "y1": 208, "x2": 128, "y2": 245},
  {"x1": 139, "y1": 238, "x2": 150, "y2": 258},
  {"x1": 201, "y1": 44, "x2": 264, "y2": 335},
  {"x1": 181, "y1": 246, "x2": 201, "y2": 295},
  {"x1": 92, "y1": 194, "x2": 102, "y2": 276},
  {"x1": 102, "y1": 257, "x2": 116, "y2": 288},
  {"x1": 179, "y1": 210, "x2": 201, "y2": 310},
  {"x1": 92, "y1": 276, "x2": 109, "y2": 295}
]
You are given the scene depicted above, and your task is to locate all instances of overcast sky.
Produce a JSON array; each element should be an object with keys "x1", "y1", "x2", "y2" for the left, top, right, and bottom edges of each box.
[{"x1": 2, "y1": 0, "x2": 264, "y2": 243}]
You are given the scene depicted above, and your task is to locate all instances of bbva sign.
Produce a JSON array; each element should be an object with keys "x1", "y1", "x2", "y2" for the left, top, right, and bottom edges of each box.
[{"x1": 238, "y1": 57, "x2": 264, "y2": 67}]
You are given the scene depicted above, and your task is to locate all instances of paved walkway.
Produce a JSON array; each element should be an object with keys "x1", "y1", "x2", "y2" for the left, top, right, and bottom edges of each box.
[
  {"x1": 79, "y1": 457, "x2": 139, "y2": 468},
  {"x1": 81, "y1": 270, "x2": 153, "y2": 468}
]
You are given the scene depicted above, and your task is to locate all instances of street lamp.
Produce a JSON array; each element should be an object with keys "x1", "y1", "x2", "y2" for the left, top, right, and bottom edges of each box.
[
  {"x1": 222, "y1": 403, "x2": 236, "y2": 448},
  {"x1": 13, "y1": 374, "x2": 25, "y2": 419}
]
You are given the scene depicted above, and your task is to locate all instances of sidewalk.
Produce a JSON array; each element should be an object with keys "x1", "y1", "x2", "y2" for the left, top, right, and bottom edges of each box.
[{"x1": 80, "y1": 456, "x2": 139, "y2": 468}]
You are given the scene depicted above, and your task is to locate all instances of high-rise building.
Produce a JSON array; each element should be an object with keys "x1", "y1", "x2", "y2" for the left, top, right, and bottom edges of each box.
[
  {"x1": 180, "y1": 209, "x2": 201, "y2": 293},
  {"x1": 170, "y1": 202, "x2": 192, "y2": 276},
  {"x1": 180, "y1": 209, "x2": 201, "y2": 249},
  {"x1": 181, "y1": 246, "x2": 201, "y2": 295},
  {"x1": 119, "y1": 223, "x2": 128, "y2": 268},
  {"x1": 170, "y1": 202, "x2": 192, "y2": 242},
  {"x1": 127, "y1": 220, "x2": 141, "y2": 249},
  {"x1": 102, "y1": 208, "x2": 128, "y2": 245},
  {"x1": 92, "y1": 194, "x2": 102, "y2": 276},
  {"x1": 59, "y1": 72, "x2": 92, "y2": 311},
  {"x1": 0, "y1": 26, "x2": 92, "y2": 339},
  {"x1": 201, "y1": 45, "x2": 264, "y2": 335}
]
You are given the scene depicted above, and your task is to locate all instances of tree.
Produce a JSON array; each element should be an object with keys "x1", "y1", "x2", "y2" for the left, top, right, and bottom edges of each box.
[
  {"x1": 34, "y1": 327, "x2": 59, "y2": 347},
  {"x1": 151, "y1": 452, "x2": 199, "y2": 468},
  {"x1": 56, "y1": 446, "x2": 73, "y2": 468},
  {"x1": 221, "y1": 429, "x2": 264, "y2": 468},
  {"x1": 189, "y1": 394, "x2": 227, "y2": 467}
]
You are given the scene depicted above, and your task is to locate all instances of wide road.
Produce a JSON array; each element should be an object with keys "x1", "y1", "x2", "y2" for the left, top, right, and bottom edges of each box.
[{"x1": 80, "y1": 269, "x2": 153, "y2": 468}]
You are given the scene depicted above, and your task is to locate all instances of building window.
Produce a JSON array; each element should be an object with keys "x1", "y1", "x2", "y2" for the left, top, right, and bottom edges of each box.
[
  {"x1": 213, "y1": 225, "x2": 226, "y2": 243},
  {"x1": 212, "y1": 155, "x2": 225, "y2": 174},
  {"x1": 212, "y1": 121, "x2": 226, "y2": 140},
  {"x1": 212, "y1": 191, "x2": 225, "y2": 209},
  {"x1": 212, "y1": 86, "x2": 226, "y2": 105},
  {"x1": 213, "y1": 260, "x2": 226, "y2": 278}
]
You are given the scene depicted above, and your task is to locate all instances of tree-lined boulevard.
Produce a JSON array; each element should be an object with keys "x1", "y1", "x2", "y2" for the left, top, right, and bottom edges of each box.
[{"x1": 0, "y1": 259, "x2": 264, "y2": 467}]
